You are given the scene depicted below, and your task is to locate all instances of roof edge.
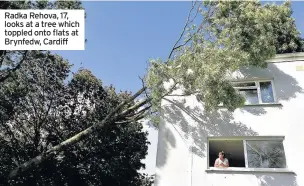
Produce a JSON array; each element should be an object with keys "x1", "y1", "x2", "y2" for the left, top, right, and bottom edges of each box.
[{"x1": 267, "y1": 52, "x2": 304, "y2": 63}]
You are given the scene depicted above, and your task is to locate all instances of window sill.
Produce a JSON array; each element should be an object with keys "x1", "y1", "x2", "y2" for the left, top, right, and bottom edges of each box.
[
  {"x1": 242, "y1": 103, "x2": 283, "y2": 107},
  {"x1": 206, "y1": 167, "x2": 295, "y2": 174},
  {"x1": 218, "y1": 103, "x2": 282, "y2": 108}
]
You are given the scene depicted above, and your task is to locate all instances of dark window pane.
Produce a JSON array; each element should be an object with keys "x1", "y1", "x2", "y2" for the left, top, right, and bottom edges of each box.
[
  {"x1": 246, "y1": 140, "x2": 286, "y2": 168},
  {"x1": 260, "y1": 81, "x2": 274, "y2": 103},
  {"x1": 233, "y1": 82, "x2": 256, "y2": 87},
  {"x1": 239, "y1": 89, "x2": 259, "y2": 104},
  {"x1": 209, "y1": 140, "x2": 245, "y2": 168}
]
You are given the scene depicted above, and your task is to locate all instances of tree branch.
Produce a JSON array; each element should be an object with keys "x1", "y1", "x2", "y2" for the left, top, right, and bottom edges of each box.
[
  {"x1": 160, "y1": 81, "x2": 180, "y2": 99},
  {"x1": 165, "y1": 90, "x2": 200, "y2": 97},
  {"x1": 167, "y1": 1, "x2": 198, "y2": 60},
  {"x1": 167, "y1": 3, "x2": 213, "y2": 60},
  {"x1": 116, "y1": 110, "x2": 150, "y2": 125},
  {"x1": 0, "y1": 50, "x2": 7, "y2": 67},
  {"x1": 14, "y1": 118, "x2": 34, "y2": 142},
  {"x1": 119, "y1": 98, "x2": 151, "y2": 117},
  {"x1": 1, "y1": 122, "x2": 22, "y2": 150},
  {"x1": 6, "y1": 1, "x2": 211, "y2": 180},
  {"x1": 125, "y1": 105, "x2": 151, "y2": 119},
  {"x1": 139, "y1": 76, "x2": 151, "y2": 100},
  {"x1": 8, "y1": 86, "x2": 147, "y2": 179}
]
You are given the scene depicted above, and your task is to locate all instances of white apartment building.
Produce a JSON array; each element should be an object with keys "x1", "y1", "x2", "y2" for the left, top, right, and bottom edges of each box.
[{"x1": 155, "y1": 52, "x2": 304, "y2": 186}]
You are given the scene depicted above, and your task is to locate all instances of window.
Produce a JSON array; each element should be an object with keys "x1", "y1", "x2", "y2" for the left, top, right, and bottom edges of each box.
[
  {"x1": 208, "y1": 137, "x2": 286, "y2": 169},
  {"x1": 232, "y1": 80, "x2": 276, "y2": 105},
  {"x1": 209, "y1": 140, "x2": 245, "y2": 167},
  {"x1": 246, "y1": 140, "x2": 286, "y2": 168}
]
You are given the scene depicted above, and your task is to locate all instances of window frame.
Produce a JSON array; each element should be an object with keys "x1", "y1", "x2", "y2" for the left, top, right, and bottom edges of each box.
[
  {"x1": 206, "y1": 136, "x2": 293, "y2": 173},
  {"x1": 231, "y1": 79, "x2": 278, "y2": 105}
]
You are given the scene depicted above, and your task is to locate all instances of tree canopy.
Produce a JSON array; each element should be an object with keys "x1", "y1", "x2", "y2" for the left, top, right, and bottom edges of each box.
[
  {"x1": 1, "y1": 1, "x2": 153, "y2": 185},
  {"x1": 0, "y1": 51, "x2": 152, "y2": 186},
  {"x1": 145, "y1": 1, "x2": 304, "y2": 117}
]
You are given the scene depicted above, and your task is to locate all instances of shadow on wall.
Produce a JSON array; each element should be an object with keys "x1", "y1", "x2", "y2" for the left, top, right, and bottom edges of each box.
[
  {"x1": 256, "y1": 173, "x2": 298, "y2": 186},
  {"x1": 156, "y1": 62, "x2": 303, "y2": 186},
  {"x1": 155, "y1": 123, "x2": 176, "y2": 169},
  {"x1": 162, "y1": 98, "x2": 258, "y2": 159},
  {"x1": 237, "y1": 63, "x2": 304, "y2": 116}
]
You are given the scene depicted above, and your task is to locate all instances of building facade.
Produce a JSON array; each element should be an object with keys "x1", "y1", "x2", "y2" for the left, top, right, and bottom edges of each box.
[{"x1": 155, "y1": 52, "x2": 304, "y2": 186}]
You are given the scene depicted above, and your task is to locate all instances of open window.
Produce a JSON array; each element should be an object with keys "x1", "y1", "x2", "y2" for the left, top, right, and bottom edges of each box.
[
  {"x1": 208, "y1": 136, "x2": 286, "y2": 169},
  {"x1": 209, "y1": 140, "x2": 245, "y2": 167}
]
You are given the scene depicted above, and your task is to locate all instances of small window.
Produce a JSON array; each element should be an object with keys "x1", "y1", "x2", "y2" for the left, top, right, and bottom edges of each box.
[
  {"x1": 232, "y1": 80, "x2": 276, "y2": 105},
  {"x1": 208, "y1": 137, "x2": 286, "y2": 169},
  {"x1": 233, "y1": 82, "x2": 256, "y2": 87},
  {"x1": 259, "y1": 81, "x2": 275, "y2": 103}
]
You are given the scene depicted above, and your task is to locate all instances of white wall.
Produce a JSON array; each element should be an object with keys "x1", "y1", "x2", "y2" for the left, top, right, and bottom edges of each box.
[
  {"x1": 140, "y1": 120, "x2": 158, "y2": 176},
  {"x1": 155, "y1": 54, "x2": 304, "y2": 186}
]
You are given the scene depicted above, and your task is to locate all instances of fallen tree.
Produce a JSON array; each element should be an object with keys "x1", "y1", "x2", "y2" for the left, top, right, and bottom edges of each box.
[{"x1": 5, "y1": 0, "x2": 304, "y2": 181}]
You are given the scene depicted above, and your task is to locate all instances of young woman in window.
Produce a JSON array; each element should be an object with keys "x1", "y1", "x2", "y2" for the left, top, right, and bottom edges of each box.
[{"x1": 214, "y1": 151, "x2": 229, "y2": 168}]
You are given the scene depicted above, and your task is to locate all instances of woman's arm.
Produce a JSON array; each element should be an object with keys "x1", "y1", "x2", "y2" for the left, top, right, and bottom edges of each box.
[
  {"x1": 214, "y1": 159, "x2": 219, "y2": 167},
  {"x1": 220, "y1": 159, "x2": 229, "y2": 167}
]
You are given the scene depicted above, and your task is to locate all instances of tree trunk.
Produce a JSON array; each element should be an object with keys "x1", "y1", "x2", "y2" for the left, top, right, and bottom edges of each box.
[{"x1": 8, "y1": 86, "x2": 147, "y2": 179}]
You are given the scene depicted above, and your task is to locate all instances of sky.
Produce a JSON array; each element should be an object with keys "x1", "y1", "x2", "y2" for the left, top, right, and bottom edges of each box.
[{"x1": 54, "y1": 1, "x2": 304, "y2": 93}]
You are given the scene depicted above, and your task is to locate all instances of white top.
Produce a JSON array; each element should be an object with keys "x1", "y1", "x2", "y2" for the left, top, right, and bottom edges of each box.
[{"x1": 215, "y1": 158, "x2": 229, "y2": 166}]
